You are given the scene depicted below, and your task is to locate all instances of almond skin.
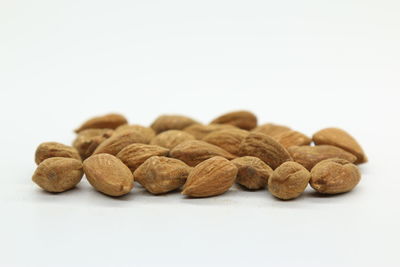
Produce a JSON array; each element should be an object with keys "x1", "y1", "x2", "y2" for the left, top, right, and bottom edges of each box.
[
  {"x1": 75, "y1": 113, "x2": 128, "y2": 133},
  {"x1": 151, "y1": 115, "x2": 199, "y2": 134},
  {"x1": 312, "y1": 128, "x2": 367, "y2": 164},
  {"x1": 117, "y1": 144, "x2": 169, "y2": 172},
  {"x1": 211, "y1": 110, "x2": 257, "y2": 130},
  {"x1": 93, "y1": 130, "x2": 150, "y2": 155},
  {"x1": 310, "y1": 158, "x2": 361, "y2": 194},
  {"x1": 72, "y1": 129, "x2": 114, "y2": 160},
  {"x1": 133, "y1": 156, "x2": 192, "y2": 194},
  {"x1": 32, "y1": 157, "x2": 83, "y2": 193},
  {"x1": 273, "y1": 130, "x2": 312, "y2": 148},
  {"x1": 252, "y1": 123, "x2": 291, "y2": 137},
  {"x1": 83, "y1": 154, "x2": 134, "y2": 197},
  {"x1": 288, "y1": 145, "x2": 357, "y2": 171},
  {"x1": 238, "y1": 132, "x2": 292, "y2": 169},
  {"x1": 231, "y1": 156, "x2": 273, "y2": 190},
  {"x1": 115, "y1": 124, "x2": 155, "y2": 143},
  {"x1": 182, "y1": 156, "x2": 238, "y2": 197},
  {"x1": 183, "y1": 124, "x2": 238, "y2": 140},
  {"x1": 170, "y1": 140, "x2": 236, "y2": 167},
  {"x1": 150, "y1": 130, "x2": 195, "y2": 149},
  {"x1": 203, "y1": 128, "x2": 249, "y2": 156},
  {"x1": 35, "y1": 142, "x2": 81, "y2": 165}
]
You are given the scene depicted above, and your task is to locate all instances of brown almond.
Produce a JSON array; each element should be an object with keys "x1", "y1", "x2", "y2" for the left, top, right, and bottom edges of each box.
[
  {"x1": 150, "y1": 115, "x2": 199, "y2": 134},
  {"x1": 273, "y1": 130, "x2": 312, "y2": 148},
  {"x1": 35, "y1": 142, "x2": 81, "y2": 165},
  {"x1": 133, "y1": 156, "x2": 192, "y2": 194},
  {"x1": 288, "y1": 145, "x2": 357, "y2": 171},
  {"x1": 117, "y1": 144, "x2": 169, "y2": 172},
  {"x1": 183, "y1": 124, "x2": 238, "y2": 139},
  {"x1": 203, "y1": 128, "x2": 249, "y2": 156},
  {"x1": 182, "y1": 156, "x2": 238, "y2": 197},
  {"x1": 232, "y1": 156, "x2": 273, "y2": 190},
  {"x1": 93, "y1": 130, "x2": 150, "y2": 155},
  {"x1": 211, "y1": 110, "x2": 257, "y2": 130},
  {"x1": 72, "y1": 129, "x2": 114, "y2": 160},
  {"x1": 310, "y1": 158, "x2": 361, "y2": 194},
  {"x1": 313, "y1": 128, "x2": 367, "y2": 164},
  {"x1": 75, "y1": 113, "x2": 127, "y2": 133},
  {"x1": 83, "y1": 154, "x2": 134, "y2": 197},
  {"x1": 238, "y1": 132, "x2": 292, "y2": 169},
  {"x1": 150, "y1": 130, "x2": 195, "y2": 149},
  {"x1": 170, "y1": 140, "x2": 236, "y2": 167},
  {"x1": 252, "y1": 123, "x2": 291, "y2": 137},
  {"x1": 32, "y1": 157, "x2": 84, "y2": 193},
  {"x1": 115, "y1": 124, "x2": 155, "y2": 143}
]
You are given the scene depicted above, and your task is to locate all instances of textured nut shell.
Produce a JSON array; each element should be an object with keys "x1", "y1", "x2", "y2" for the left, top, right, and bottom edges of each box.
[
  {"x1": 313, "y1": 128, "x2": 367, "y2": 164},
  {"x1": 238, "y1": 132, "x2": 292, "y2": 169},
  {"x1": 252, "y1": 123, "x2": 291, "y2": 137},
  {"x1": 183, "y1": 124, "x2": 238, "y2": 139},
  {"x1": 93, "y1": 130, "x2": 150, "y2": 155},
  {"x1": 73, "y1": 129, "x2": 114, "y2": 159},
  {"x1": 151, "y1": 115, "x2": 198, "y2": 133},
  {"x1": 273, "y1": 130, "x2": 312, "y2": 148},
  {"x1": 170, "y1": 140, "x2": 236, "y2": 167},
  {"x1": 117, "y1": 144, "x2": 169, "y2": 171},
  {"x1": 115, "y1": 125, "x2": 155, "y2": 143},
  {"x1": 133, "y1": 156, "x2": 191, "y2": 194},
  {"x1": 288, "y1": 145, "x2": 357, "y2": 171},
  {"x1": 310, "y1": 158, "x2": 361, "y2": 194},
  {"x1": 35, "y1": 142, "x2": 81, "y2": 165},
  {"x1": 83, "y1": 154, "x2": 134, "y2": 197},
  {"x1": 32, "y1": 157, "x2": 83, "y2": 193},
  {"x1": 232, "y1": 156, "x2": 273, "y2": 190},
  {"x1": 268, "y1": 161, "x2": 310, "y2": 200},
  {"x1": 203, "y1": 128, "x2": 249, "y2": 156},
  {"x1": 150, "y1": 130, "x2": 195, "y2": 149},
  {"x1": 211, "y1": 110, "x2": 257, "y2": 130},
  {"x1": 182, "y1": 156, "x2": 238, "y2": 197},
  {"x1": 75, "y1": 113, "x2": 128, "y2": 133}
]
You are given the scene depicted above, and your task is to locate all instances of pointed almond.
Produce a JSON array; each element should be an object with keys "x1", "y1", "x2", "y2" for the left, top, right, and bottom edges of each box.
[
  {"x1": 211, "y1": 110, "x2": 257, "y2": 130},
  {"x1": 117, "y1": 144, "x2": 169, "y2": 172},
  {"x1": 75, "y1": 113, "x2": 127, "y2": 133}
]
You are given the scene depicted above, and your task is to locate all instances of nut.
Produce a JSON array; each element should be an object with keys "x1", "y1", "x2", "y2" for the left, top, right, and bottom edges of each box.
[
  {"x1": 183, "y1": 124, "x2": 238, "y2": 139},
  {"x1": 170, "y1": 140, "x2": 236, "y2": 167},
  {"x1": 210, "y1": 110, "x2": 257, "y2": 130},
  {"x1": 133, "y1": 156, "x2": 192, "y2": 194},
  {"x1": 182, "y1": 156, "x2": 238, "y2": 197},
  {"x1": 312, "y1": 128, "x2": 367, "y2": 164},
  {"x1": 83, "y1": 153, "x2": 134, "y2": 197},
  {"x1": 115, "y1": 124, "x2": 155, "y2": 143},
  {"x1": 93, "y1": 130, "x2": 150, "y2": 155},
  {"x1": 310, "y1": 158, "x2": 361, "y2": 194},
  {"x1": 231, "y1": 156, "x2": 273, "y2": 190},
  {"x1": 203, "y1": 128, "x2": 249, "y2": 156},
  {"x1": 72, "y1": 129, "x2": 114, "y2": 160},
  {"x1": 35, "y1": 142, "x2": 81, "y2": 165},
  {"x1": 32, "y1": 157, "x2": 83, "y2": 193},
  {"x1": 117, "y1": 144, "x2": 169, "y2": 172},
  {"x1": 273, "y1": 130, "x2": 311, "y2": 148},
  {"x1": 288, "y1": 145, "x2": 357, "y2": 171},
  {"x1": 151, "y1": 115, "x2": 199, "y2": 134},
  {"x1": 75, "y1": 113, "x2": 128, "y2": 133},
  {"x1": 238, "y1": 132, "x2": 292, "y2": 169},
  {"x1": 150, "y1": 130, "x2": 195, "y2": 149},
  {"x1": 252, "y1": 123, "x2": 291, "y2": 137},
  {"x1": 268, "y1": 161, "x2": 311, "y2": 200}
]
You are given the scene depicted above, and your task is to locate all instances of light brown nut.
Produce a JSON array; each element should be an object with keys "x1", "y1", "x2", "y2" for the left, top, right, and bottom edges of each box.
[
  {"x1": 238, "y1": 132, "x2": 292, "y2": 169},
  {"x1": 183, "y1": 124, "x2": 238, "y2": 139},
  {"x1": 133, "y1": 156, "x2": 192, "y2": 195},
  {"x1": 150, "y1": 130, "x2": 196, "y2": 149},
  {"x1": 32, "y1": 157, "x2": 83, "y2": 193},
  {"x1": 35, "y1": 142, "x2": 81, "y2": 165},
  {"x1": 203, "y1": 128, "x2": 249, "y2": 156},
  {"x1": 72, "y1": 129, "x2": 114, "y2": 160},
  {"x1": 210, "y1": 110, "x2": 257, "y2": 130},
  {"x1": 310, "y1": 158, "x2": 361, "y2": 194},
  {"x1": 170, "y1": 140, "x2": 236, "y2": 167},
  {"x1": 288, "y1": 145, "x2": 357, "y2": 171},
  {"x1": 268, "y1": 161, "x2": 311, "y2": 200},
  {"x1": 273, "y1": 130, "x2": 312, "y2": 148},
  {"x1": 83, "y1": 154, "x2": 134, "y2": 197},
  {"x1": 117, "y1": 144, "x2": 169, "y2": 172},
  {"x1": 312, "y1": 128, "x2": 367, "y2": 164},
  {"x1": 182, "y1": 156, "x2": 238, "y2": 197},
  {"x1": 252, "y1": 123, "x2": 291, "y2": 137},
  {"x1": 231, "y1": 156, "x2": 273, "y2": 190},
  {"x1": 150, "y1": 115, "x2": 199, "y2": 134},
  {"x1": 93, "y1": 130, "x2": 150, "y2": 155},
  {"x1": 115, "y1": 124, "x2": 155, "y2": 143},
  {"x1": 75, "y1": 113, "x2": 127, "y2": 133}
]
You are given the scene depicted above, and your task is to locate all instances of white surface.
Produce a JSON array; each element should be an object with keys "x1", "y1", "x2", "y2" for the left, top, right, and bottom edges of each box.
[{"x1": 1, "y1": 1, "x2": 400, "y2": 266}]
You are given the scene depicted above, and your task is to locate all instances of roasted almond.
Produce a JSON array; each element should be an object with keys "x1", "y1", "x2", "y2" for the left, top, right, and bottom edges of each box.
[
  {"x1": 231, "y1": 156, "x2": 273, "y2": 190},
  {"x1": 211, "y1": 110, "x2": 257, "y2": 130},
  {"x1": 75, "y1": 113, "x2": 127, "y2": 133},
  {"x1": 151, "y1": 115, "x2": 199, "y2": 134},
  {"x1": 150, "y1": 130, "x2": 195, "y2": 149},
  {"x1": 273, "y1": 130, "x2": 311, "y2": 148},
  {"x1": 93, "y1": 130, "x2": 150, "y2": 155},
  {"x1": 35, "y1": 142, "x2": 81, "y2": 165},
  {"x1": 203, "y1": 128, "x2": 249, "y2": 156},
  {"x1": 115, "y1": 124, "x2": 155, "y2": 143},
  {"x1": 183, "y1": 124, "x2": 237, "y2": 139},
  {"x1": 252, "y1": 123, "x2": 291, "y2": 137},
  {"x1": 72, "y1": 128, "x2": 114, "y2": 160},
  {"x1": 117, "y1": 144, "x2": 169, "y2": 172}
]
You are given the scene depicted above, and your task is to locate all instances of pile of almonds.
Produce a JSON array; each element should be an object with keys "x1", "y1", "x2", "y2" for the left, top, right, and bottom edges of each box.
[{"x1": 32, "y1": 111, "x2": 367, "y2": 200}]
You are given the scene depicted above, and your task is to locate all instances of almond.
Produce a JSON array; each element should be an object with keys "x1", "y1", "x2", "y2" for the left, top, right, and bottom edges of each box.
[
  {"x1": 93, "y1": 130, "x2": 150, "y2": 155},
  {"x1": 75, "y1": 113, "x2": 127, "y2": 133},
  {"x1": 150, "y1": 130, "x2": 195, "y2": 149},
  {"x1": 151, "y1": 115, "x2": 199, "y2": 134},
  {"x1": 231, "y1": 156, "x2": 273, "y2": 190},
  {"x1": 117, "y1": 144, "x2": 169, "y2": 172},
  {"x1": 273, "y1": 130, "x2": 311, "y2": 148},
  {"x1": 252, "y1": 123, "x2": 291, "y2": 137},
  {"x1": 72, "y1": 129, "x2": 114, "y2": 159},
  {"x1": 203, "y1": 128, "x2": 249, "y2": 156},
  {"x1": 183, "y1": 124, "x2": 238, "y2": 139},
  {"x1": 211, "y1": 110, "x2": 257, "y2": 130},
  {"x1": 115, "y1": 124, "x2": 155, "y2": 143},
  {"x1": 35, "y1": 142, "x2": 81, "y2": 165}
]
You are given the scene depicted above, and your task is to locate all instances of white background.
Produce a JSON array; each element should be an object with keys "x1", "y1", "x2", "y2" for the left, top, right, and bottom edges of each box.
[{"x1": 1, "y1": 1, "x2": 400, "y2": 266}]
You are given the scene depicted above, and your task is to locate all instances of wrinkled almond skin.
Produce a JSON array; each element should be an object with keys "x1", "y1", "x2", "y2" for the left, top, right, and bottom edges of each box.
[
  {"x1": 170, "y1": 140, "x2": 236, "y2": 167},
  {"x1": 231, "y1": 156, "x2": 273, "y2": 190},
  {"x1": 133, "y1": 156, "x2": 192, "y2": 194},
  {"x1": 238, "y1": 132, "x2": 292, "y2": 169},
  {"x1": 72, "y1": 129, "x2": 114, "y2": 160},
  {"x1": 35, "y1": 142, "x2": 81, "y2": 165},
  {"x1": 83, "y1": 154, "x2": 134, "y2": 197},
  {"x1": 115, "y1": 124, "x2": 155, "y2": 143},
  {"x1": 182, "y1": 156, "x2": 238, "y2": 197},
  {"x1": 252, "y1": 123, "x2": 291, "y2": 137},
  {"x1": 183, "y1": 124, "x2": 237, "y2": 139},
  {"x1": 268, "y1": 161, "x2": 311, "y2": 200},
  {"x1": 313, "y1": 128, "x2": 367, "y2": 164},
  {"x1": 273, "y1": 130, "x2": 312, "y2": 148},
  {"x1": 151, "y1": 115, "x2": 199, "y2": 134},
  {"x1": 150, "y1": 130, "x2": 196, "y2": 149},
  {"x1": 211, "y1": 110, "x2": 257, "y2": 130},
  {"x1": 75, "y1": 113, "x2": 128, "y2": 133},
  {"x1": 32, "y1": 157, "x2": 83, "y2": 193},
  {"x1": 203, "y1": 128, "x2": 249, "y2": 156},
  {"x1": 93, "y1": 130, "x2": 150, "y2": 155},
  {"x1": 288, "y1": 145, "x2": 357, "y2": 171},
  {"x1": 117, "y1": 144, "x2": 169, "y2": 172},
  {"x1": 310, "y1": 158, "x2": 361, "y2": 194}
]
